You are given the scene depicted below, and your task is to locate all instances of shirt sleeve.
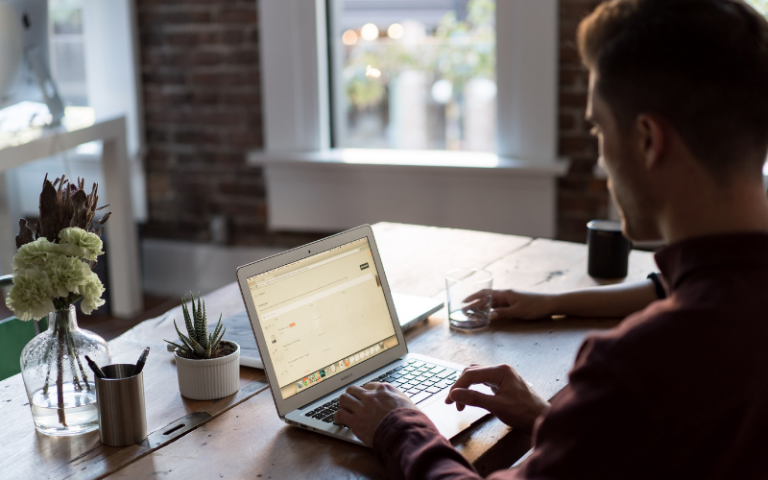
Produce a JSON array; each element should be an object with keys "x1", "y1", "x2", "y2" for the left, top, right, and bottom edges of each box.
[
  {"x1": 513, "y1": 338, "x2": 655, "y2": 480},
  {"x1": 373, "y1": 337, "x2": 655, "y2": 480},
  {"x1": 372, "y1": 408, "x2": 534, "y2": 480},
  {"x1": 372, "y1": 408, "x2": 484, "y2": 480}
]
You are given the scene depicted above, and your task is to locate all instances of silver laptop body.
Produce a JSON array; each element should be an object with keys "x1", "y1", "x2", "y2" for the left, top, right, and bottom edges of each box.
[{"x1": 236, "y1": 225, "x2": 488, "y2": 445}]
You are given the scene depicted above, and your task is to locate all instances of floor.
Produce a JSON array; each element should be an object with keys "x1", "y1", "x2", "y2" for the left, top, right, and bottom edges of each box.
[{"x1": 0, "y1": 294, "x2": 179, "y2": 341}]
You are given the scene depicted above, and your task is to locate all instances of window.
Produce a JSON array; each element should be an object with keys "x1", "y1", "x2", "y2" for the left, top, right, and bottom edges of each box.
[
  {"x1": 255, "y1": 0, "x2": 564, "y2": 238},
  {"x1": 328, "y1": 0, "x2": 497, "y2": 152},
  {"x1": 4, "y1": 0, "x2": 147, "y2": 222},
  {"x1": 746, "y1": 0, "x2": 768, "y2": 15},
  {"x1": 49, "y1": 0, "x2": 88, "y2": 106}
]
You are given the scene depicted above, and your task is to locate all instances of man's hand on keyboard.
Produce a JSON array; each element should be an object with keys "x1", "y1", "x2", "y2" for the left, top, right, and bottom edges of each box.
[
  {"x1": 446, "y1": 364, "x2": 549, "y2": 435},
  {"x1": 334, "y1": 382, "x2": 417, "y2": 446}
]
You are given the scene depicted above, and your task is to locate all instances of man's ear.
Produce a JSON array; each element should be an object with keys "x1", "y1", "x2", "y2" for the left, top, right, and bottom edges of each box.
[{"x1": 635, "y1": 114, "x2": 666, "y2": 170}]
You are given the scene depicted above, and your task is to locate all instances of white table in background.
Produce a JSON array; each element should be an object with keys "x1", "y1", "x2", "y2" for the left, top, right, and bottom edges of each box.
[{"x1": 0, "y1": 113, "x2": 143, "y2": 318}]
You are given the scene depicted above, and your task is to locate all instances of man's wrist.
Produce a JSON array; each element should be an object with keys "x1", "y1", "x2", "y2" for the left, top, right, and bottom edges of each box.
[
  {"x1": 372, "y1": 408, "x2": 436, "y2": 454},
  {"x1": 545, "y1": 293, "x2": 560, "y2": 317},
  {"x1": 521, "y1": 398, "x2": 551, "y2": 434}
]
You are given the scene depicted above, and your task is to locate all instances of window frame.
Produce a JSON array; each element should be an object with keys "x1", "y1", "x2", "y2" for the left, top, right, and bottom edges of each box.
[
  {"x1": 259, "y1": 0, "x2": 558, "y2": 161},
  {"x1": 255, "y1": 0, "x2": 567, "y2": 238}
]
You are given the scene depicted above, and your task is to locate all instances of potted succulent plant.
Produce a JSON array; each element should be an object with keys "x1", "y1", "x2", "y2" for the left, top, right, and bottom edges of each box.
[{"x1": 165, "y1": 294, "x2": 240, "y2": 400}]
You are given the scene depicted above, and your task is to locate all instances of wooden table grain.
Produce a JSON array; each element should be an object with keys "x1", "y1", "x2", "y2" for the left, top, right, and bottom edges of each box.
[{"x1": 0, "y1": 223, "x2": 658, "y2": 479}]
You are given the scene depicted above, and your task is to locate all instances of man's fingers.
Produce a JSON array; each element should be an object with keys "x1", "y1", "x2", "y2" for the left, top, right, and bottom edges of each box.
[
  {"x1": 463, "y1": 288, "x2": 498, "y2": 305},
  {"x1": 489, "y1": 306, "x2": 522, "y2": 321},
  {"x1": 345, "y1": 385, "x2": 369, "y2": 400},
  {"x1": 334, "y1": 408, "x2": 355, "y2": 427},
  {"x1": 462, "y1": 288, "x2": 490, "y2": 303},
  {"x1": 448, "y1": 388, "x2": 499, "y2": 412},
  {"x1": 450, "y1": 365, "x2": 505, "y2": 393},
  {"x1": 363, "y1": 382, "x2": 381, "y2": 391},
  {"x1": 463, "y1": 298, "x2": 490, "y2": 313},
  {"x1": 338, "y1": 392, "x2": 364, "y2": 412}
]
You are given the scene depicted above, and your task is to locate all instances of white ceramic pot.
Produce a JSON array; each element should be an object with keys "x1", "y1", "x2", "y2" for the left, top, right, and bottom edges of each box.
[{"x1": 174, "y1": 341, "x2": 240, "y2": 400}]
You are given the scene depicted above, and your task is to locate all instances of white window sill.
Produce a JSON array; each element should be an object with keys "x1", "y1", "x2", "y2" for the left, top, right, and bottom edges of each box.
[
  {"x1": 248, "y1": 148, "x2": 570, "y2": 238},
  {"x1": 248, "y1": 148, "x2": 569, "y2": 177}
]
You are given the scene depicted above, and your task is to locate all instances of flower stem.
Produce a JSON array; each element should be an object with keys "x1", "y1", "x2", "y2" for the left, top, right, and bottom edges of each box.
[
  {"x1": 41, "y1": 319, "x2": 54, "y2": 396},
  {"x1": 64, "y1": 331, "x2": 83, "y2": 392},
  {"x1": 56, "y1": 320, "x2": 67, "y2": 427}
]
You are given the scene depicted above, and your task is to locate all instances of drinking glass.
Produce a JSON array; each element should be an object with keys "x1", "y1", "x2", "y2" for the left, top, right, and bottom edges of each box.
[{"x1": 445, "y1": 268, "x2": 493, "y2": 330}]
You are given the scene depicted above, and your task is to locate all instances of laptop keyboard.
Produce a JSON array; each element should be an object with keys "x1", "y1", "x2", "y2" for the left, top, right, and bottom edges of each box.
[{"x1": 304, "y1": 359, "x2": 459, "y2": 426}]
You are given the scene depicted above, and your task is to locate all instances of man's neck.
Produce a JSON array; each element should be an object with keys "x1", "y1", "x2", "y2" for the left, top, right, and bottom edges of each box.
[{"x1": 659, "y1": 179, "x2": 768, "y2": 244}]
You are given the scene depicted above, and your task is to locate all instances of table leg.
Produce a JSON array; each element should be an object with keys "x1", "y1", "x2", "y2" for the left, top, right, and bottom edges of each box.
[
  {"x1": 0, "y1": 170, "x2": 22, "y2": 276},
  {"x1": 101, "y1": 119, "x2": 143, "y2": 318}
]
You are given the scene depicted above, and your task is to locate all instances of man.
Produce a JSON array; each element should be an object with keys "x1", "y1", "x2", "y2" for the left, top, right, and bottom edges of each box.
[{"x1": 333, "y1": 0, "x2": 768, "y2": 478}]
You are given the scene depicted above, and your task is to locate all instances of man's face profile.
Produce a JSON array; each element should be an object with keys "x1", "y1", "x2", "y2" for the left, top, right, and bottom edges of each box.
[{"x1": 586, "y1": 72, "x2": 662, "y2": 243}]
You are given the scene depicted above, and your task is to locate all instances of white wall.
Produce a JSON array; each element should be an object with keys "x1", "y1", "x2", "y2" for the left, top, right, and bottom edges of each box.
[{"x1": 141, "y1": 239, "x2": 283, "y2": 297}]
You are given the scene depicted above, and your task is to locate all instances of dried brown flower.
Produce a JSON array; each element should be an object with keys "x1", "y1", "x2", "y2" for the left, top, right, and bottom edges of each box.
[{"x1": 16, "y1": 174, "x2": 111, "y2": 249}]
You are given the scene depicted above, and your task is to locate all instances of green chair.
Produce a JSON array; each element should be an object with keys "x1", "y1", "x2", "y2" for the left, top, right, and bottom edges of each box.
[{"x1": 0, "y1": 275, "x2": 47, "y2": 381}]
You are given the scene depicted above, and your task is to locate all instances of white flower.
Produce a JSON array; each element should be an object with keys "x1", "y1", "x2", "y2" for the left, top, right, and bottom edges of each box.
[
  {"x1": 13, "y1": 238, "x2": 65, "y2": 271},
  {"x1": 59, "y1": 227, "x2": 104, "y2": 261},
  {"x1": 6, "y1": 268, "x2": 55, "y2": 321},
  {"x1": 46, "y1": 255, "x2": 93, "y2": 298},
  {"x1": 79, "y1": 273, "x2": 105, "y2": 315}
]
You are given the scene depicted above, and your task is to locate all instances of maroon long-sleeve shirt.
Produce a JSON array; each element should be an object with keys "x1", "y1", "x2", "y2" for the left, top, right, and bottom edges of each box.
[{"x1": 373, "y1": 233, "x2": 768, "y2": 479}]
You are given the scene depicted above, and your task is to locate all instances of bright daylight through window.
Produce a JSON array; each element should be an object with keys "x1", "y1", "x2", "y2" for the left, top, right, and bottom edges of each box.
[
  {"x1": 49, "y1": 0, "x2": 88, "y2": 106},
  {"x1": 329, "y1": 0, "x2": 496, "y2": 152},
  {"x1": 747, "y1": 0, "x2": 768, "y2": 16}
]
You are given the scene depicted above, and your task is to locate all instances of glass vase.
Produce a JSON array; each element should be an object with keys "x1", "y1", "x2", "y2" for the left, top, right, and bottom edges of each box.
[{"x1": 20, "y1": 305, "x2": 111, "y2": 436}]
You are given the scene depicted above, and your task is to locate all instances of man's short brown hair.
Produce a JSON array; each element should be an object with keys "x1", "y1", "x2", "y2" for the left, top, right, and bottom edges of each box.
[{"x1": 578, "y1": 0, "x2": 768, "y2": 176}]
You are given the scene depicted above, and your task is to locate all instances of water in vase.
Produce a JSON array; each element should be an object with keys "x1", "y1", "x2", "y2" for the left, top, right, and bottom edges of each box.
[{"x1": 30, "y1": 383, "x2": 98, "y2": 435}]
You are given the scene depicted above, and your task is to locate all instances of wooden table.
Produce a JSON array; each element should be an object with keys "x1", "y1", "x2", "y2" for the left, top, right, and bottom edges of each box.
[{"x1": 0, "y1": 223, "x2": 658, "y2": 479}]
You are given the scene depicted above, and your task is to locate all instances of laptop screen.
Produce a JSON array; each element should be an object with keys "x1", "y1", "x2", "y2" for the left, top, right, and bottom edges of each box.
[{"x1": 246, "y1": 237, "x2": 399, "y2": 400}]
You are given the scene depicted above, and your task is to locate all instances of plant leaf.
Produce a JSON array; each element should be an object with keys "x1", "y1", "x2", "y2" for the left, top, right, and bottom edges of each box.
[
  {"x1": 200, "y1": 298, "x2": 209, "y2": 348},
  {"x1": 15, "y1": 219, "x2": 35, "y2": 249},
  {"x1": 69, "y1": 189, "x2": 88, "y2": 229},
  {"x1": 211, "y1": 314, "x2": 223, "y2": 343},
  {"x1": 190, "y1": 292, "x2": 199, "y2": 340},
  {"x1": 193, "y1": 294, "x2": 206, "y2": 347},
  {"x1": 164, "y1": 339, "x2": 186, "y2": 352},
  {"x1": 175, "y1": 347, "x2": 193, "y2": 359},
  {"x1": 181, "y1": 297, "x2": 194, "y2": 338},
  {"x1": 188, "y1": 335, "x2": 205, "y2": 357},
  {"x1": 213, "y1": 326, "x2": 226, "y2": 352},
  {"x1": 173, "y1": 319, "x2": 196, "y2": 352},
  {"x1": 38, "y1": 176, "x2": 60, "y2": 241}
]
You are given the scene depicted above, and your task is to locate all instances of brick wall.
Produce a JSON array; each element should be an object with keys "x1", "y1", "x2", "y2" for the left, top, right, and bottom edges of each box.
[
  {"x1": 137, "y1": 0, "x2": 607, "y2": 245},
  {"x1": 138, "y1": 0, "x2": 279, "y2": 246},
  {"x1": 557, "y1": 0, "x2": 608, "y2": 243}
]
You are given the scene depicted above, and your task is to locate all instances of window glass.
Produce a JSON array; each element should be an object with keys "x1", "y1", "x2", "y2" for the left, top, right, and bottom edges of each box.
[
  {"x1": 329, "y1": 0, "x2": 496, "y2": 152},
  {"x1": 746, "y1": 0, "x2": 768, "y2": 15},
  {"x1": 49, "y1": 0, "x2": 88, "y2": 106}
]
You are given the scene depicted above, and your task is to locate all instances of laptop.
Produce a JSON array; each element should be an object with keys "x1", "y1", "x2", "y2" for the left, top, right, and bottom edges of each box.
[
  {"x1": 201, "y1": 293, "x2": 442, "y2": 369},
  {"x1": 236, "y1": 224, "x2": 490, "y2": 445}
]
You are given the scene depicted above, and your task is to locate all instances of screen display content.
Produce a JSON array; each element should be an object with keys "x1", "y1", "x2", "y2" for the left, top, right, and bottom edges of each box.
[{"x1": 247, "y1": 238, "x2": 398, "y2": 400}]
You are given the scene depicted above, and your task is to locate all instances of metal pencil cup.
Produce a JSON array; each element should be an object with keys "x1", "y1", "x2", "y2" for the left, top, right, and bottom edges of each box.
[{"x1": 95, "y1": 364, "x2": 147, "y2": 446}]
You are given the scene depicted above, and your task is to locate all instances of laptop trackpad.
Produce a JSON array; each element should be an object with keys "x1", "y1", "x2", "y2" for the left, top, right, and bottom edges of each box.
[{"x1": 421, "y1": 386, "x2": 493, "y2": 439}]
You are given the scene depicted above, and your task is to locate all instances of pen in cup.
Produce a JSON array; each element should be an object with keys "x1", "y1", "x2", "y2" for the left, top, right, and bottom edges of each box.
[
  {"x1": 85, "y1": 355, "x2": 106, "y2": 379},
  {"x1": 133, "y1": 347, "x2": 150, "y2": 376}
]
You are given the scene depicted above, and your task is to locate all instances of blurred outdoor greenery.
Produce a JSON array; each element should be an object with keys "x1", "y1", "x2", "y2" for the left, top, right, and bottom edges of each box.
[
  {"x1": 343, "y1": 0, "x2": 495, "y2": 111},
  {"x1": 746, "y1": 0, "x2": 768, "y2": 16},
  {"x1": 49, "y1": 0, "x2": 83, "y2": 35}
]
